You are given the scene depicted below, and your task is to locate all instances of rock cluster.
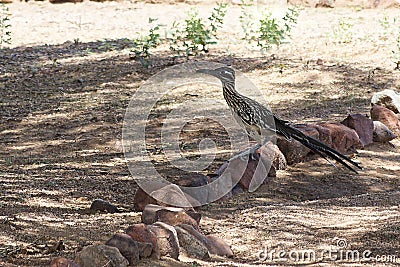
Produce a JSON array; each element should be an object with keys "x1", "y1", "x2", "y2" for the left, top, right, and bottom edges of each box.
[{"x1": 50, "y1": 203, "x2": 232, "y2": 266}]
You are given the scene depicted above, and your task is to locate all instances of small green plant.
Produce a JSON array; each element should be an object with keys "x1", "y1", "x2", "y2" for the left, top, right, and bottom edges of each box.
[
  {"x1": 257, "y1": 7, "x2": 299, "y2": 50},
  {"x1": 131, "y1": 18, "x2": 163, "y2": 67},
  {"x1": 282, "y1": 7, "x2": 299, "y2": 35},
  {"x1": 239, "y1": 5, "x2": 299, "y2": 50},
  {"x1": 379, "y1": 15, "x2": 391, "y2": 40},
  {"x1": 330, "y1": 17, "x2": 353, "y2": 44},
  {"x1": 0, "y1": 3, "x2": 11, "y2": 47},
  {"x1": 239, "y1": 0, "x2": 256, "y2": 41},
  {"x1": 168, "y1": 3, "x2": 228, "y2": 57},
  {"x1": 257, "y1": 12, "x2": 285, "y2": 50}
]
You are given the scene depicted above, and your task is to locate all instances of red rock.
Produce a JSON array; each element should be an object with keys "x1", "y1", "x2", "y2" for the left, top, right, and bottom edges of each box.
[
  {"x1": 50, "y1": 257, "x2": 79, "y2": 267},
  {"x1": 341, "y1": 114, "x2": 374, "y2": 147},
  {"x1": 271, "y1": 144, "x2": 287, "y2": 171},
  {"x1": 317, "y1": 123, "x2": 362, "y2": 153},
  {"x1": 147, "y1": 222, "x2": 180, "y2": 260},
  {"x1": 141, "y1": 204, "x2": 200, "y2": 230},
  {"x1": 215, "y1": 142, "x2": 282, "y2": 192},
  {"x1": 277, "y1": 124, "x2": 319, "y2": 164},
  {"x1": 371, "y1": 104, "x2": 400, "y2": 137},
  {"x1": 133, "y1": 187, "x2": 157, "y2": 212},
  {"x1": 125, "y1": 223, "x2": 159, "y2": 259},
  {"x1": 314, "y1": 124, "x2": 333, "y2": 146},
  {"x1": 105, "y1": 233, "x2": 139, "y2": 265}
]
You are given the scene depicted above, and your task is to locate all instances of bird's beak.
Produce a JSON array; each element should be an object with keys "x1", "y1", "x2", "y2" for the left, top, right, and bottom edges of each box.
[{"x1": 196, "y1": 68, "x2": 218, "y2": 78}]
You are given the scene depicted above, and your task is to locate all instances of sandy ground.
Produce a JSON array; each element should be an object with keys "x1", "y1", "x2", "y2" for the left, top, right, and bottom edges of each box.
[{"x1": 1, "y1": 1, "x2": 400, "y2": 266}]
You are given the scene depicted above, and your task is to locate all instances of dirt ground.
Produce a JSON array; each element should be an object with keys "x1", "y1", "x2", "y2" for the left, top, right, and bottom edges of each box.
[{"x1": 1, "y1": 1, "x2": 400, "y2": 266}]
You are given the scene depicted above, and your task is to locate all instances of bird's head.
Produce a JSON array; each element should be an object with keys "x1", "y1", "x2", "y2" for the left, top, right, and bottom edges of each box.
[{"x1": 197, "y1": 66, "x2": 235, "y2": 83}]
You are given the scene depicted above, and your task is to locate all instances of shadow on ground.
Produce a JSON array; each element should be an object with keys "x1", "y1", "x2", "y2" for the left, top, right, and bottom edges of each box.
[{"x1": 1, "y1": 39, "x2": 399, "y2": 266}]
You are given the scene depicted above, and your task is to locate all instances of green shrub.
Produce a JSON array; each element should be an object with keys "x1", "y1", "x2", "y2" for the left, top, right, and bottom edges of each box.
[
  {"x1": 239, "y1": 0, "x2": 256, "y2": 41},
  {"x1": 239, "y1": 4, "x2": 299, "y2": 50},
  {"x1": 131, "y1": 18, "x2": 163, "y2": 67},
  {"x1": 168, "y1": 3, "x2": 228, "y2": 57},
  {"x1": 330, "y1": 17, "x2": 353, "y2": 44}
]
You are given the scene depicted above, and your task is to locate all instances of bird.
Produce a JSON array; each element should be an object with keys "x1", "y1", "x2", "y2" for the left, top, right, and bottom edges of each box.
[{"x1": 197, "y1": 66, "x2": 362, "y2": 173}]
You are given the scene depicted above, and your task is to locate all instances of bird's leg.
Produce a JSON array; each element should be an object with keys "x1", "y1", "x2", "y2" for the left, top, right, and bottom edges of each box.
[{"x1": 229, "y1": 144, "x2": 261, "y2": 162}]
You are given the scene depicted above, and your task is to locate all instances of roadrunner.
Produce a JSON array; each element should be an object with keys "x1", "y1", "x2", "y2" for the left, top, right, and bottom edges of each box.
[{"x1": 197, "y1": 66, "x2": 362, "y2": 173}]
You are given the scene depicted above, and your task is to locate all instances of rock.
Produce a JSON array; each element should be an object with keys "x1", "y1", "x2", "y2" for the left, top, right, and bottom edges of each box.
[
  {"x1": 137, "y1": 242, "x2": 153, "y2": 258},
  {"x1": 371, "y1": 0, "x2": 400, "y2": 8},
  {"x1": 47, "y1": 240, "x2": 65, "y2": 253},
  {"x1": 177, "y1": 224, "x2": 233, "y2": 257},
  {"x1": 50, "y1": 257, "x2": 79, "y2": 267},
  {"x1": 234, "y1": 143, "x2": 277, "y2": 192},
  {"x1": 373, "y1": 121, "x2": 397, "y2": 143},
  {"x1": 371, "y1": 104, "x2": 400, "y2": 137},
  {"x1": 177, "y1": 173, "x2": 209, "y2": 187},
  {"x1": 341, "y1": 114, "x2": 374, "y2": 147},
  {"x1": 186, "y1": 210, "x2": 202, "y2": 226},
  {"x1": 216, "y1": 142, "x2": 278, "y2": 192},
  {"x1": 271, "y1": 144, "x2": 287, "y2": 170},
  {"x1": 75, "y1": 244, "x2": 128, "y2": 267},
  {"x1": 315, "y1": 0, "x2": 335, "y2": 7},
  {"x1": 133, "y1": 187, "x2": 157, "y2": 212},
  {"x1": 89, "y1": 199, "x2": 119, "y2": 214},
  {"x1": 125, "y1": 223, "x2": 159, "y2": 259},
  {"x1": 141, "y1": 204, "x2": 200, "y2": 230},
  {"x1": 317, "y1": 123, "x2": 362, "y2": 153},
  {"x1": 314, "y1": 124, "x2": 333, "y2": 146},
  {"x1": 105, "y1": 233, "x2": 139, "y2": 265},
  {"x1": 287, "y1": 0, "x2": 334, "y2": 8},
  {"x1": 150, "y1": 184, "x2": 201, "y2": 209},
  {"x1": 277, "y1": 124, "x2": 319, "y2": 164},
  {"x1": 316, "y1": 58, "x2": 324, "y2": 65},
  {"x1": 175, "y1": 226, "x2": 210, "y2": 260},
  {"x1": 134, "y1": 183, "x2": 204, "y2": 211},
  {"x1": 176, "y1": 173, "x2": 210, "y2": 205},
  {"x1": 147, "y1": 222, "x2": 180, "y2": 260},
  {"x1": 371, "y1": 89, "x2": 400, "y2": 113},
  {"x1": 205, "y1": 235, "x2": 234, "y2": 258},
  {"x1": 154, "y1": 208, "x2": 199, "y2": 230}
]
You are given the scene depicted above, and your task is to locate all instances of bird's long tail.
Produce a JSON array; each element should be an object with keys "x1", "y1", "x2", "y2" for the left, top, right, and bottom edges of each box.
[{"x1": 275, "y1": 118, "x2": 362, "y2": 173}]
